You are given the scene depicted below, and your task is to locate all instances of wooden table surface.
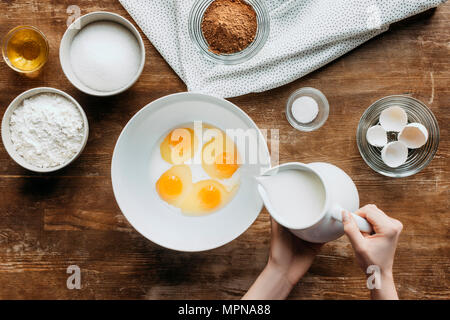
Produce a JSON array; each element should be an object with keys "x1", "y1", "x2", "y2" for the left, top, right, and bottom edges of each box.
[{"x1": 0, "y1": 1, "x2": 448, "y2": 300}]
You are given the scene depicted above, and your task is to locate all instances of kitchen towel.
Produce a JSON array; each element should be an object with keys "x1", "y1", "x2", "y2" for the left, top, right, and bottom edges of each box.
[{"x1": 119, "y1": 0, "x2": 445, "y2": 98}]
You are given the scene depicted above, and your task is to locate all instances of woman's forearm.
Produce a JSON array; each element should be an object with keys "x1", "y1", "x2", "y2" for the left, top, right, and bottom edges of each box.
[
  {"x1": 370, "y1": 272, "x2": 399, "y2": 300},
  {"x1": 242, "y1": 263, "x2": 294, "y2": 300}
]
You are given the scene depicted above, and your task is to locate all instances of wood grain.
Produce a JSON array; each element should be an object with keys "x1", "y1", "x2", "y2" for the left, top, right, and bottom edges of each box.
[{"x1": 0, "y1": 1, "x2": 448, "y2": 300}]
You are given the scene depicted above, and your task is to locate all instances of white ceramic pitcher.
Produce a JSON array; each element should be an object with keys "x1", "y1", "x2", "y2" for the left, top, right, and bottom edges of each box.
[{"x1": 257, "y1": 162, "x2": 372, "y2": 243}]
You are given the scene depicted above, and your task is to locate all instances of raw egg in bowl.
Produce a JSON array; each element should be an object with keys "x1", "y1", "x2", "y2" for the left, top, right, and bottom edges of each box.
[
  {"x1": 155, "y1": 124, "x2": 241, "y2": 217},
  {"x1": 112, "y1": 93, "x2": 270, "y2": 252}
]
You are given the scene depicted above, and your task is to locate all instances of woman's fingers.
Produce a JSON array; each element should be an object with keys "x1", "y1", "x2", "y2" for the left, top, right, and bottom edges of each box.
[
  {"x1": 342, "y1": 210, "x2": 366, "y2": 252},
  {"x1": 270, "y1": 218, "x2": 284, "y2": 241},
  {"x1": 270, "y1": 218, "x2": 278, "y2": 234},
  {"x1": 355, "y1": 204, "x2": 392, "y2": 234}
]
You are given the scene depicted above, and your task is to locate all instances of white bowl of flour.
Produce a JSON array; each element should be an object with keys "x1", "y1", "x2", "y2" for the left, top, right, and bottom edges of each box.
[
  {"x1": 1, "y1": 87, "x2": 89, "y2": 172},
  {"x1": 60, "y1": 11, "x2": 146, "y2": 96}
]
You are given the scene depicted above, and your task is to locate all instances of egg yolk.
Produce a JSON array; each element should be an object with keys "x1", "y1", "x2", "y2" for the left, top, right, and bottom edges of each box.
[
  {"x1": 157, "y1": 174, "x2": 183, "y2": 200},
  {"x1": 202, "y1": 132, "x2": 240, "y2": 180},
  {"x1": 171, "y1": 128, "x2": 192, "y2": 158},
  {"x1": 214, "y1": 152, "x2": 239, "y2": 178},
  {"x1": 161, "y1": 128, "x2": 197, "y2": 164},
  {"x1": 169, "y1": 129, "x2": 186, "y2": 147},
  {"x1": 198, "y1": 185, "x2": 222, "y2": 210}
]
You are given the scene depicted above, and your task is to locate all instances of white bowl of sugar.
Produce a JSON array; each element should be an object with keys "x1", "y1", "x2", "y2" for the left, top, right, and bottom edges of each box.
[
  {"x1": 1, "y1": 87, "x2": 89, "y2": 173},
  {"x1": 60, "y1": 11, "x2": 146, "y2": 96}
]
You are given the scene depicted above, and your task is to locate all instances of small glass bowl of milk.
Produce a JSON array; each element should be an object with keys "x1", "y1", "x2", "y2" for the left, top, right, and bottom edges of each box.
[{"x1": 286, "y1": 87, "x2": 329, "y2": 132}]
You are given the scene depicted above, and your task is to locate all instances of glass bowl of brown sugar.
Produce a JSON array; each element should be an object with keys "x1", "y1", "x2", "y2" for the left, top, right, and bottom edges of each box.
[{"x1": 189, "y1": 0, "x2": 270, "y2": 65}]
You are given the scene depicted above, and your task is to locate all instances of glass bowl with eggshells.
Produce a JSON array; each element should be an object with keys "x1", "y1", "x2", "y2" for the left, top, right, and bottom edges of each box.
[{"x1": 357, "y1": 95, "x2": 439, "y2": 178}]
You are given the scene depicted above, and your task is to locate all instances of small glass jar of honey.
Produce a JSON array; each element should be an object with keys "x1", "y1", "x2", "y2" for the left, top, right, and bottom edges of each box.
[{"x1": 2, "y1": 26, "x2": 49, "y2": 74}]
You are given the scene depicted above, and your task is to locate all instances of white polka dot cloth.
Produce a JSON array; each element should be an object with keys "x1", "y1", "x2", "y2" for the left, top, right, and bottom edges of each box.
[{"x1": 119, "y1": 0, "x2": 445, "y2": 98}]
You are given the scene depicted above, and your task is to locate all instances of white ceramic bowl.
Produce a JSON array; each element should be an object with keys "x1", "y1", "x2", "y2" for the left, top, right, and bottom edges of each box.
[
  {"x1": 112, "y1": 93, "x2": 271, "y2": 252},
  {"x1": 1, "y1": 87, "x2": 89, "y2": 173},
  {"x1": 60, "y1": 11, "x2": 146, "y2": 96}
]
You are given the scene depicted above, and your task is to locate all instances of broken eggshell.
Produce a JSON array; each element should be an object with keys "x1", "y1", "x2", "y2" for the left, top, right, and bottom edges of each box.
[
  {"x1": 381, "y1": 141, "x2": 408, "y2": 168},
  {"x1": 379, "y1": 106, "x2": 408, "y2": 132},
  {"x1": 366, "y1": 125, "x2": 388, "y2": 147},
  {"x1": 398, "y1": 123, "x2": 429, "y2": 149}
]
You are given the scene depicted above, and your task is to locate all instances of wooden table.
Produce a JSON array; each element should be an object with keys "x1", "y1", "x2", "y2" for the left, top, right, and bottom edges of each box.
[{"x1": 0, "y1": 1, "x2": 448, "y2": 300}]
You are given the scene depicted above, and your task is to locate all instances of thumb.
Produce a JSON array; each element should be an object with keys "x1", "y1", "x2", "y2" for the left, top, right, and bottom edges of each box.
[{"x1": 342, "y1": 210, "x2": 365, "y2": 251}]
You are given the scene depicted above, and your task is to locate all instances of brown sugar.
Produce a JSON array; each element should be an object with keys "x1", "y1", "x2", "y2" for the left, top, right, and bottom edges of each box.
[{"x1": 201, "y1": 0, "x2": 258, "y2": 55}]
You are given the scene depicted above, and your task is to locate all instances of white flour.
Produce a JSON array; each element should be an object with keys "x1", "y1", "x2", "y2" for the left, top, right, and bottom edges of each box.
[{"x1": 9, "y1": 93, "x2": 85, "y2": 168}]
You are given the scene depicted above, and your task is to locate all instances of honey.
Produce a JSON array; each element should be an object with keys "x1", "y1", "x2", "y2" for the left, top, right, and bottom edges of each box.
[{"x1": 3, "y1": 26, "x2": 48, "y2": 73}]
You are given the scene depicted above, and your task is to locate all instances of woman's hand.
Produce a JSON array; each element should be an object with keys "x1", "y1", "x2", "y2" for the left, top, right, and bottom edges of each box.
[
  {"x1": 243, "y1": 219, "x2": 321, "y2": 300},
  {"x1": 342, "y1": 204, "x2": 403, "y2": 300},
  {"x1": 268, "y1": 218, "x2": 322, "y2": 286}
]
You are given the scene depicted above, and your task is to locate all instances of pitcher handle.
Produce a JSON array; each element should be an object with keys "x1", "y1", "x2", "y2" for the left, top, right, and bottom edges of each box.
[{"x1": 331, "y1": 204, "x2": 373, "y2": 234}]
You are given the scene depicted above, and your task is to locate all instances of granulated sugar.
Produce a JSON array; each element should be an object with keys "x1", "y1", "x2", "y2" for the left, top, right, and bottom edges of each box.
[
  {"x1": 9, "y1": 93, "x2": 85, "y2": 168},
  {"x1": 291, "y1": 96, "x2": 319, "y2": 124},
  {"x1": 70, "y1": 21, "x2": 141, "y2": 92}
]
